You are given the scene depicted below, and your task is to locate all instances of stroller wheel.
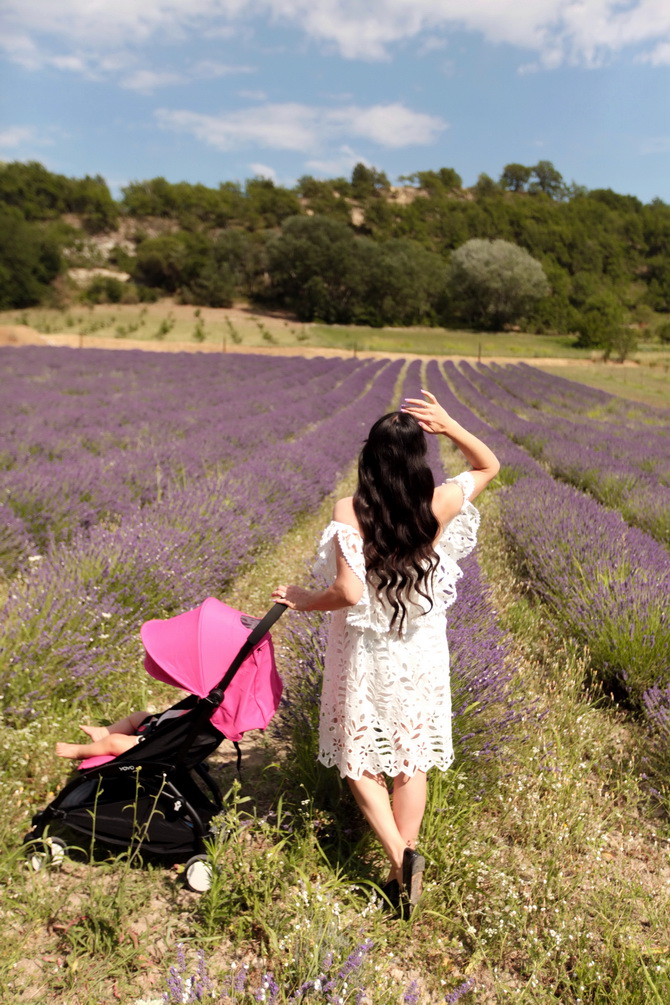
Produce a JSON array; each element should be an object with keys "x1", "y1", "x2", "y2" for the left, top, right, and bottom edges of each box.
[
  {"x1": 184, "y1": 854, "x2": 213, "y2": 893},
  {"x1": 28, "y1": 836, "x2": 68, "y2": 872}
]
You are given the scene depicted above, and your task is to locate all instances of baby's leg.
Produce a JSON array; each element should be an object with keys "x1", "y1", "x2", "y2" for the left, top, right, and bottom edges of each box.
[
  {"x1": 80, "y1": 724, "x2": 110, "y2": 742},
  {"x1": 80, "y1": 710, "x2": 149, "y2": 741},
  {"x1": 56, "y1": 734, "x2": 140, "y2": 760}
]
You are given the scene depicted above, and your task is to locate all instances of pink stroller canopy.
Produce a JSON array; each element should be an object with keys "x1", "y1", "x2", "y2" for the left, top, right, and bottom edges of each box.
[{"x1": 140, "y1": 597, "x2": 283, "y2": 742}]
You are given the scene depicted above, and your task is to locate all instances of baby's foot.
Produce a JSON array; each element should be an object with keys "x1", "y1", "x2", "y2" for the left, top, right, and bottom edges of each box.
[
  {"x1": 80, "y1": 724, "x2": 109, "y2": 742},
  {"x1": 56, "y1": 742, "x2": 84, "y2": 759}
]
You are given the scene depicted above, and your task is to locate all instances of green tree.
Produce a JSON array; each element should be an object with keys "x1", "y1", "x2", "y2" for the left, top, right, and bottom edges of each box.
[
  {"x1": 573, "y1": 290, "x2": 625, "y2": 348},
  {"x1": 262, "y1": 216, "x2": 364, "y2": 322},
  {"x1": 243, "y1": 178, "x2": 301, "y2": 228},
  {"x1": 359, "y1": 239, "x2": 448, "y2": 326},
  {"x1": 184, "y1": 262, "x2": 235, "y2": 308},
  {"x1": 474, "y1": 173, "x2": 499, "y2": 198},
  {"x1": 82, "y1": 275, "x2": 125, "y2": 304},
  {"x1": 0, "y1": 161, "x2": 117, "y2": 229},
  {"x1": 401, "y1": 168, "x2": 462, "y2": 193},
  {"x1": 529, "y1": 161, "x2": 565, "y2": 199},
  {"x1": 132, "y1": 232, "x2": 210, "y2": 293},
  {"x1": 295, "y1": 176, "x2": 351, "y2": 220},
  {"x1": 0, "y1": 205, "x2": 62, "y2": 308},
  {"x1": 448, "y1": 238, "x2": 550, "y2": 329},
  {"x1": 351, "y1": 163, "x2": 390, "y2": 200},
  {"x1": 500, "y1": 164, "x2": 533, "y2": 192}
]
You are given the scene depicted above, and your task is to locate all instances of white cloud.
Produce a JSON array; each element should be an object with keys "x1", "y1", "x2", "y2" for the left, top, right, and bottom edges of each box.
[
  {"x1": 306, "y1": 145, "x2": 366, "y2": 176},
  {"x1": 2, "y1": 1, "x2": 670, "y2": 70},
  {"x1": 156, "y1": 101, "x2": 446, "y2": 152},
  {"x1": 331, "y1": 103, "x2": 446, "y2": 148},
  {"x1": 192, "y1": 60, "x2": 255, "y2": 78},
  {"x1": 0, "y1": 125, "x2": 39, "y2": 148},
  {"x1": 238, "y1": 88, "x2": 268, "y2": 100},
  {"x1": 120, "y1": 69, "x2": 184, "y2": 93},
  {"x1": 249, "y1": 162, "x2": 277, "y2": 180},
  {"x1": 639, "y1": 41, "x2": 670, "y2": 65},
  {"x1": 156, "y1": 103, "x2": 318, "y2": 152},
  {"x1": 417, "y1": 36, "x2": 448, "y2": 56}
]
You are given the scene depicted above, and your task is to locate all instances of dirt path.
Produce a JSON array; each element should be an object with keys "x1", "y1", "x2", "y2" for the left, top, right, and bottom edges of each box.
[{"x1": 0, "y1": 325, "x2": 641, "y2": 367}]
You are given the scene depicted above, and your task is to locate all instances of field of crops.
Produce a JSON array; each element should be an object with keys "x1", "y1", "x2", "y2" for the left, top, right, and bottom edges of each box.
[{"x1": 1, "y1": 346, "x2": 669, "y2": 1004}]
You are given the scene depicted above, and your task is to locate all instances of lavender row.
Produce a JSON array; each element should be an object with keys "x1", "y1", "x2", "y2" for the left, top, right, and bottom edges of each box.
[
  {"x1": 423, "y1": 364, "x2": 529, "y2": 756},
  {"x1": 481, "y1": 362, "x2": 670, "y2": 455},
  {"x1": 498, "y1": 475, "x2": 670, "y2": 708},
  {"x1": 439, "y1": 362, "x2": 669, "y2": 735},
  {"x1": 1, "y1": 356, "x2": 401, "y2": 719},
  {"x1": 0, "y1": 348, "x2": 381, "y2": 571},
  {"x1": 427, "y1": 362, "x2": 545, "y2": 481},
  {"x1": 467, "y1": 361, "x2": 670, "y2": 543},
  {"x1": 460, "y1": 361, "x2": 670, "y2": 477},
  {"x1": 361, "y1": 360, "x2": 523, "y2": 756},
  {"x1": 445, "y1": 361, "x2": 670, "y2": 545},
  {"x1": 497, "y1": 361, "x2": 670, "y2": 425}
]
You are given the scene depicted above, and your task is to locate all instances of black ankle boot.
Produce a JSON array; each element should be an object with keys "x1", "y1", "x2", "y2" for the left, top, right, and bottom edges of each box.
[{"x1": 402, "y1": 848, "x2": 426, "y2": 909}]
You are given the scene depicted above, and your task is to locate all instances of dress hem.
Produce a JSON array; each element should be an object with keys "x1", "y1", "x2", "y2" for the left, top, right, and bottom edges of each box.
[{"x1": 317, "y1": 751, "x2": 455, "y2": 780}]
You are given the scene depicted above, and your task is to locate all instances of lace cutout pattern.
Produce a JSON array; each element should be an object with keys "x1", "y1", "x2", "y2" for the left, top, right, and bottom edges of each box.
[
  {"x1": 314, "y1": 482, "x2": 480, "y2": 779},
  {"x1": 318, "y1": 611, "x2": 454, "y2": 779}
]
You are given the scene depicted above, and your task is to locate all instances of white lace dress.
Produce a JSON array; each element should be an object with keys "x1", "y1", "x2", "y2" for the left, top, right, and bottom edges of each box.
[{"x1": 314, "y1": 471, "x2": 480, "y2": 780}]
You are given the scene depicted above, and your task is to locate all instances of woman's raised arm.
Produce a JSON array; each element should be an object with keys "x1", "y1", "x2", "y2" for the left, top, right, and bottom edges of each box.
[{"x1": 402, "y1": 389, "x2": 500, "y2": 501}]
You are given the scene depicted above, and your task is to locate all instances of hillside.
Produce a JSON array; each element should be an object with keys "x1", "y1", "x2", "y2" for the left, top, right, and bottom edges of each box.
[{"x1": 1, "y1": 160, "x2": 670, "y2": 352}]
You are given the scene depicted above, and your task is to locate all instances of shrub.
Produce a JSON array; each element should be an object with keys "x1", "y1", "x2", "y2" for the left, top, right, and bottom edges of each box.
[
  {"x1": 448, "y1": 238, "x2": 550, "y2": 329},
  {"x1": 81, "y1": 276, "x2": 125, "y2": 304}
]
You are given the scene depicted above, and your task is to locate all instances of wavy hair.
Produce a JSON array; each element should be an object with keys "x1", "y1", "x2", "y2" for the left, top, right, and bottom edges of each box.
[{"x1": 353, "y1": 410, "x2": 439, "y2": 633}]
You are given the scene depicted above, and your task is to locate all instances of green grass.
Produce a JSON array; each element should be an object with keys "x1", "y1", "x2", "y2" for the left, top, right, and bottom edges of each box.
[
  {"x1": 0, "y1": 304, "x2": 597, "y2": 358},
  {"x1": 310, "y1": 324, "x2": 590, "y2": 358},
  {"x1": 1, "y1": 369, "x2": 669, "y2": 1002},
  {"x1": 8, "y1": 305, "x2": 670, "y2": 378},
  {"x1": 540, "y1": 362, "x2": 670, "y2": 409},
  {"x1": 2, "y1": 481, "x2": 669, "y2": 1002}
]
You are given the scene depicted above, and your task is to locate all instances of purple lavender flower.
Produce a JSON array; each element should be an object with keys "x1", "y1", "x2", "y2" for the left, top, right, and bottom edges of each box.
[
  {"x1": 255, "y1": 972, "x2": 279, "y2": 1002},
  {"x1": 234, "y1": 963, "x2": 249, "y2": 993},
  {"x1": 445, "y1": 976, "x2": 475, "y2": 1003},
  {"x1": 403, "y1": 979, "x2": 420, "y2": 1004},
  {"x1": 0, "y1": 347, "x2": 401, "y2": 715},
  {"x1": 444, "y1": 360, "x2": 670, "y2": 544},
  {"x1": 165, "y1": 965, "x2": 184, "y2": 1003},
  {"x1": 499, "y1": 475, "x2": 670, "y2": 706}
]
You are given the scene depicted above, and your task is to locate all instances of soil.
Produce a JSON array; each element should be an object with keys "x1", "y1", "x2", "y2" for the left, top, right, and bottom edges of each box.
[{"x1": 0, "y1": 324, "x2": 642, "y2": 366}]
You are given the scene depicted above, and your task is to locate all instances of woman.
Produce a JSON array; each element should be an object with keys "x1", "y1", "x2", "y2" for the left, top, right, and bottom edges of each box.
[{"x1": 272, "y1": 389, "x2": 499, "y2": 910}]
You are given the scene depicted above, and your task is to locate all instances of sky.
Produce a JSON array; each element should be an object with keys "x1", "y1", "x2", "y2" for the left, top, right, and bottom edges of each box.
[{"x1": 1, "y1": 1, "x2": 670, "y2": 203}]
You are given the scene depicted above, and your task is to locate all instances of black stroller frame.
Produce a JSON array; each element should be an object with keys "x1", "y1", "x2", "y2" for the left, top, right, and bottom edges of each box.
[{"x1": 24, "y1": 603, "x2": 286, "y2": 888}]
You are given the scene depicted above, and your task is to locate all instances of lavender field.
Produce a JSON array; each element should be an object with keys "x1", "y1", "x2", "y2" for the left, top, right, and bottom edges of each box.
[{"x1": 1, "y1": 346, "x2": 668, "y2": 1004}]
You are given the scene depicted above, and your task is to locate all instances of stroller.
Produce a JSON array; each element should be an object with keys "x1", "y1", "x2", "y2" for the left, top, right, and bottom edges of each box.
[{"x1": 23, "y1": 599, "x2": 285, "y2": 892}]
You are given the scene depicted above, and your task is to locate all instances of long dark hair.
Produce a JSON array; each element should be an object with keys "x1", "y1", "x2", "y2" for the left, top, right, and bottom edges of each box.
[{"x1": 353, "y1": 411, "x2": 439, "y2": 632}]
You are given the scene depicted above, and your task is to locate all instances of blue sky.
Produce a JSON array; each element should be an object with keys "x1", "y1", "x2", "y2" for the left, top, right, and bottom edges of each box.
[{"x1": 1, "y1": 1, "x2": 670, "y2": 202}]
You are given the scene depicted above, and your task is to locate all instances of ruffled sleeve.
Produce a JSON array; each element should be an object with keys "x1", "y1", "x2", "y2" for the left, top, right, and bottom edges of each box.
[
  {"x1": 439, "y1": 471, "x2": 481, "y2": 563},
  {"x1": 313, "y1": 520, "x2": 366, "y2": 584}
]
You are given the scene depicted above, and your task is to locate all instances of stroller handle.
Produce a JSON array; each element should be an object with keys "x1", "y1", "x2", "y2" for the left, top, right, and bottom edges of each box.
[
  {"x1": 210, "y1": 601, "x2": 287, "y2": 701},
  {"x1": 246, "y1": 602, "x2": 288, "y2": 648}
]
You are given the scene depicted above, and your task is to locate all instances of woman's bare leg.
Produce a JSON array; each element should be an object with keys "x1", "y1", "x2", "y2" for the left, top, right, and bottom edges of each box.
[
  {"x1": 391, "y1": 770, "x2": 427, "y2": 850},
  {"x1": 56, "y1": 733, "x2": 140, "y2": 760},
  {"x1": 347, "y1": 771, "x2": 407, "y2": 881}
]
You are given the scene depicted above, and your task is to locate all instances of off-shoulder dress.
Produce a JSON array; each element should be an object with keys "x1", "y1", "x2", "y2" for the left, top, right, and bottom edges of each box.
[{"x1": 313, "y1": 470, "x2": 480, "y2": 780}]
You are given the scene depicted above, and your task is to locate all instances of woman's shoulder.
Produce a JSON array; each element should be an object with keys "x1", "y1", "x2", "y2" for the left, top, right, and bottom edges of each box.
[
  {"x1": 332, "y1": 497, "x2": 362, "y2": 534},
  {"x1": 431, "y1": 481, "x2": 468, "y2": 530}
]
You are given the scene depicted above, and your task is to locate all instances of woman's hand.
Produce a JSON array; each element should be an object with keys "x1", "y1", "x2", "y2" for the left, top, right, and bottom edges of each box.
[
  {"x1": 271, "y1": 583, "x2": 313, "y2": 611},
  {"x1": 402, "y1": 389, "x2": 453, "y2": 435}
]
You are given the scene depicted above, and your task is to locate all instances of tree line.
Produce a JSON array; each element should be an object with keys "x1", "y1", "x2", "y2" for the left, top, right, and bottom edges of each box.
[{"x1": 1, "y1": 158, "x2": 669, "y2": 351}]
